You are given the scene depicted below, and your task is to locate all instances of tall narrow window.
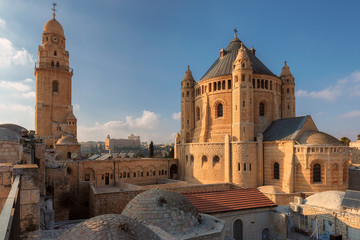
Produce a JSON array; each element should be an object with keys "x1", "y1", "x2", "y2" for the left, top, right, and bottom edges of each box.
[
  {"x1": 259, "y1": 102, "x2": 265, "y2": 116},
  {"x1": 313, "y1": 164, "x2": 321, "y2": 183},
  {"x1": 54, "y1": 50, "x2": 57, "y2": 56},
  {"x1": 274, "y1": 162, "x2": 279, "y2": 179},
  {"x1": 217, "y1": 103, "x2": 223, "y2": 117},
  {"x1": 222, "y1": 81, "x2": 225, "y2": 90},
  {"x1": 52, "y1": 81, "x2": 59, "y2": 93},
  {"x1": 242, "y1": 74, "x2": 245, "y2": 82},
  {"x1": 196, "y1": 107, "x2": 200, "y2": 121},
  {"x1": 233, "y1": 219, "x2": 243, "y2": 240},
  {"x1": 56, "y1": 61, "x2": 60, "y2": 67},
  {"x1": 51, "y1": 61, "x2": 54, "y2": 67},
  {"x1": 228, "y1": 80, "x2": 232, "y2": 89}
]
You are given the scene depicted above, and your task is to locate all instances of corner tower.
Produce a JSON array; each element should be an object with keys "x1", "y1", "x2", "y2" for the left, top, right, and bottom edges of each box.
[
  {"x1": 280, "y1": 61, "x2": 295, "y2": 118},
  {"x1": 35, "y1": 11, "x2": 77, "y2": 148},
  {"x1": 180, "y1": 66, "x2": 195, "y2": 143},
  {"x1": 232, "y1": 42, "x2": 254, "y2": 142}
]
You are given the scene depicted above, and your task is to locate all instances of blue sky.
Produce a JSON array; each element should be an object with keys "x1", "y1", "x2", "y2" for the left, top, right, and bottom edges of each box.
[{"x1": 1, "y1": 0, "x2": 360, "y2": 143}]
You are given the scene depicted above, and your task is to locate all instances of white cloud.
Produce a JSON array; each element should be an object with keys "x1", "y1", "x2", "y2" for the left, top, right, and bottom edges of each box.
[
  {"x1": 0, "y1": 38, "x2": 34, "y2": 68},
  {"x1": 296, "y1": 71, "x2": 360, "y2": 101},
  {"x1": 296, "y1": 87, "x2": 341, "y2": 101},
  {"x1": 0, "y1": 80, "x2": 31, "y2": 92},
  {"x1": 0, "y1": 18, "x2": 5, "y2": 28},
  {"x1": 20, "y1": 91, "x2": 35, "y2": 99},
  {"x1": 172, "y1": 112, "x2": 181, "y2": 120},
  {"x1": 0, "y1": 103, "x2": 32, "y2": 112},
  {"x1": 23, "y1": 78, "x2": 34, "y2": 83},
  {"x1": 78, "y1": 110, "x2": 161, "y2": 142},
  {"x1": 338, "y1": 110, "x2": 360, "y2": 119},
  {"x1": 73, "y1": 104, "x2": 80, "y2": 112}
]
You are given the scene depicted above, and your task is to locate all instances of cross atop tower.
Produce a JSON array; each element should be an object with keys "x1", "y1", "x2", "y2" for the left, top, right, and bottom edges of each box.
[
  {"x1": 52, "y1": 3, "x2": 57, "y2": 19},
  {"x1": 234, "y1": 27, "x2": 238, "y2": 37}
]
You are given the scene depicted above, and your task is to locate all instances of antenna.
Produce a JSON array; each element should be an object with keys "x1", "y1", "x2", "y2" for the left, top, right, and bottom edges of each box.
[{"x1": 52, "y1": 3, "x2": 57, "y2": 19}]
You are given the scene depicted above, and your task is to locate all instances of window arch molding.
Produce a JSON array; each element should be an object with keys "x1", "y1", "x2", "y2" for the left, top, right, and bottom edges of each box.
[
  {"x1": 213, "y1": 99, "x2": 226, "y2": 118},
  {"x1": 312, "y1": 162, "x2": 322, "y2": 183}
]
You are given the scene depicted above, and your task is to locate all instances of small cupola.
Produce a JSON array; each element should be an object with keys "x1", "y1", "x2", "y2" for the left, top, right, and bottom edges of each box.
[
  {"x1": 249, "y1": 46, "x2": 256, "y2": 56},
  {"x1": 182, "y1": 65, "x2": 195, "y2": 87}
]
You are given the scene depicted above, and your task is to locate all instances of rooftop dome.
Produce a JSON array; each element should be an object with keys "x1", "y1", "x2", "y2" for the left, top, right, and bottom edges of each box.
[
  {"x1": 0, "y1": 124, "x2": 27, "y2": 136},
  {"x1": 297, "y1": 130, "x2": 342, "y2": 146},
  {"x1": 200, "y1": 34, "x2": 276, "y2": 81},
  {"x1": 58, "y1": 214, "x2": 161, "y2": 240},
  {"x1": 121, "y1": 188, "x2": 200, "y2": 234},
  {"x1": 43, "y1": 18, "x2": 64, "y2": 36},
  {"x1": 0, "y1": 127, "x2": 20, "y2": 141},
  {"x1": 303, "y1": 191, "x2": 345, "y2": 211},
  {"x1": 56, "y1": 134, "x2": 75, "y2": 145}
]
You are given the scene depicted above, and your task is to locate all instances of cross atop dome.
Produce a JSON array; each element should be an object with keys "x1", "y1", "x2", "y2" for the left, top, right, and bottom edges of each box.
[
  {"x1": 234, "y1": 27, "x2": 238, "y2": 37},
  {"x1": 52, "y1": 3, "x2": 57, "y2": 19}
]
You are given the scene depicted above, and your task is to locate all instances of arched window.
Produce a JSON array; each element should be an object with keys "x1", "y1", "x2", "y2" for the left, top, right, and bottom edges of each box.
[
  {"x1": 259, "y1": 102, "x2": 265, "y2": 116},
  {"x1": 196, "y1": 107, "x2": 200, "y2": 121},
  {"x1": 202, "y1": 155, "x2": 207, "y2": 166},
  {"x1": 190, "y1": 155, "x2": 194, "y2": 162},
  {"x1": 67, "y1": 152, "x2": 71, "y2": 159},
  {"x1": 313, "y1": 164, "x2": 321, "y2": 183},
  {"x1": 217, "y1": 103, "x2": 223, "y2": 117},
  {"x1": 213, "y1": 155, "x2": 220, "y2": 165},
  {"x1": 233, "y1": 219, "x2": 243, "y2": 240},
  {"x1": 274, "y1": 162, "x2": 279, "y2": 179},
  {"x1": 56, "y1": 61, "x2": 60, "y2": 67},
  {"x1": 52, "y1": 81, "x2": 59, "y2": 93},
  {"x1": 54, "y1": 50, "x2": 57, "y2": 56},
  {"x1": 262, "y1": 228, "x2": 270, "y2": 240},
  {"x1": 51, "y1": 61, "x2": 54, "y2": 67}
]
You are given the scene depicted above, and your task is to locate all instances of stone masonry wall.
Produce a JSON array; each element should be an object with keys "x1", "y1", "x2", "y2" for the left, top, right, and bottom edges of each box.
[{"x1": 0, "y1": 140, "x2": 21, "y2": 163}]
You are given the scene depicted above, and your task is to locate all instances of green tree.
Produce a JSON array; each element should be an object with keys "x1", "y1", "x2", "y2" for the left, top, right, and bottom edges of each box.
[
  {"x1": 340, "y1": 137, "x2": 351, "y2": 146},
  {"x1": 357, "y1": 134, "x2": 360, "y2": 140},
  {"x1": 149, "y1": 141, "x2": 154, "y2": 158}
]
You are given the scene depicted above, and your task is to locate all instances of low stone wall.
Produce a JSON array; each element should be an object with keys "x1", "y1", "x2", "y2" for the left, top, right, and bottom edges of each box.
[
  {"x1": 90, "y1": 183, "x2": 239, "y2": 217},
  {"x1": 0, "y1": 163, "x2": 13, "y2": 212},
  {"x1": 0, "y1": 140, "x2": 21, "y2": 163}
]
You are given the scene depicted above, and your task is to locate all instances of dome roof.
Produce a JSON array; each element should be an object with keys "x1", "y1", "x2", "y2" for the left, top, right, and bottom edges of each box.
[
  {"x1": 43, "y1": 18, "x2": 64, "y2": 36},
  {"x1": 58, "y1": 214, "x2": 160, "y2": 240},
  {"x1": 297, "y1": 130, "x2": 342, "y2": 145},
  {"x1": 121, "y1": 188, "x2": 200, "y2": 233},
  {"x1": 200, "y1": 35, "x2": 276, "y2": 81},
  {"x1": 0, "y1": 124, "x2": 27, "y2": 136},
  {"x1": 0, "y1": 127, "x2": 20, "y2": 141},
  {"x1": 303, "y1": 191, "x2": 345, "y2": 210},
  {"x1": 56, "y1": 135, "x2": 75, "y2": 145}
]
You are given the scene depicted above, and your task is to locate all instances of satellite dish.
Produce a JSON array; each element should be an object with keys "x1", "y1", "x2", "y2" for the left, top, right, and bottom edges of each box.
[{"x1": 71, "y1": 153, "x2": 78, "y2": 159}]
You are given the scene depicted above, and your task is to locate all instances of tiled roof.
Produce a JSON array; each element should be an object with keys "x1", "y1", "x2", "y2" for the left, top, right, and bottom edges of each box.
[
  {"x1": 263, "y1": 115, "x2": 310, "y2": 142},
  {"x1": 182, "y1": 188, "x2": 276, "y2": 214},
  {"x1": 200, "y1": 37, "x2": 276, "y2": 81}
]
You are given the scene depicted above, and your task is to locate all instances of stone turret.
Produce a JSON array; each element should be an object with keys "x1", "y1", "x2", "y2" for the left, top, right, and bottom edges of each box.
[
  {"x1": 180, "y1": 66, "x2": 195, "y2": 143},
  {"x1": 280, "y1": 61, "x2": 295, "y2": 118},
  {"x1": 232, "y1": 42, "x2": 254, "y2": 142}
]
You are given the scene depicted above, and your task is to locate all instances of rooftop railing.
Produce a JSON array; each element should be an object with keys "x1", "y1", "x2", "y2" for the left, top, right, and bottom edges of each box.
[
  {"x1": 35, "y1": 62, "x2": 73, "y2": 74},
  {"x1": 0, "y1": 175, "x2": 20, "y2": 240}
]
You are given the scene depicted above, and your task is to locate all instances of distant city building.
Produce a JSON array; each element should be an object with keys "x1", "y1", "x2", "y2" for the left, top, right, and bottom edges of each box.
[{"x1": 105, "y1": 134, "x2": 140, "y2": 151}]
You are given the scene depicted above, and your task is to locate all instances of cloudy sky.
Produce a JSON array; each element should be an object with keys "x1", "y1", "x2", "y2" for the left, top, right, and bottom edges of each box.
[{"x1": 1, "y1": 0, "x2": 360, "y2": 143}]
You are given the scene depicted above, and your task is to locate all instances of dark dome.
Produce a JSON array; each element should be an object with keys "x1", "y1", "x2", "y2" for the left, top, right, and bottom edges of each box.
[
  {"x1": 0, "y1": 128, "x2": 20, "y2": 141},
  {"x1": 200, "y1": 36, "x2": 276, "y2": 81},
  {"x1": 0, "y1": 124, "x2": 27, "y2": 136},
  {"x1": 121, "y1": 188, "x2": 200, "y2": 233},
  {"x1": 58, "y1": 214, "x2": 160, "y2": 240},
  {"x1": 297, "y1": 130, "x2": 342, "y2": 145}
]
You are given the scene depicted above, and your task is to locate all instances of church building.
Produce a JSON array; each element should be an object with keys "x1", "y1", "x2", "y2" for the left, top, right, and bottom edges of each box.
[
  {"x1": 34, "y1": 11, "x2": 80, "y2": 159},
  {"x1": 175, "y1": 32, "x2": 349, "y2": 196}
]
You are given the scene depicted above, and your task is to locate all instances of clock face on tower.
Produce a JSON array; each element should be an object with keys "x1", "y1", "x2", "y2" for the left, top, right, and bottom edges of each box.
[{"x1": 51, "y1": 36, "x2": 59, "y2": 44}]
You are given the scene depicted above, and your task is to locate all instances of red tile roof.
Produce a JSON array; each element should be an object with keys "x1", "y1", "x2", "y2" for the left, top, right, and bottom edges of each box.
[{"x1": 182, "y1": 188, "x2": 276, "y2": 214}]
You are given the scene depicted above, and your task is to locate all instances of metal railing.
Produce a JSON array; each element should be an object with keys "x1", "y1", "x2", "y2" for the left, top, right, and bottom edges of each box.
[
  {"x1": 35, "y1": 62, "x2": 73, "y2": 74},
  {"x1": 0, "y1": 175, "x2": 20, "y2": 240}
]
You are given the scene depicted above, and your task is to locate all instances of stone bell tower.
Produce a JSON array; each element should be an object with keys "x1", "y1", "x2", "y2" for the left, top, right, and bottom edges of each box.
[
  {"x1": 280, "y1": 61, "x2": 296, "y2": 119},
  {"x1": 34, "y1": 8, "x2": 78, "y2": 150},
  {"x1": 180, "y1": 66, "x2": 195, "y2": 143}
]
